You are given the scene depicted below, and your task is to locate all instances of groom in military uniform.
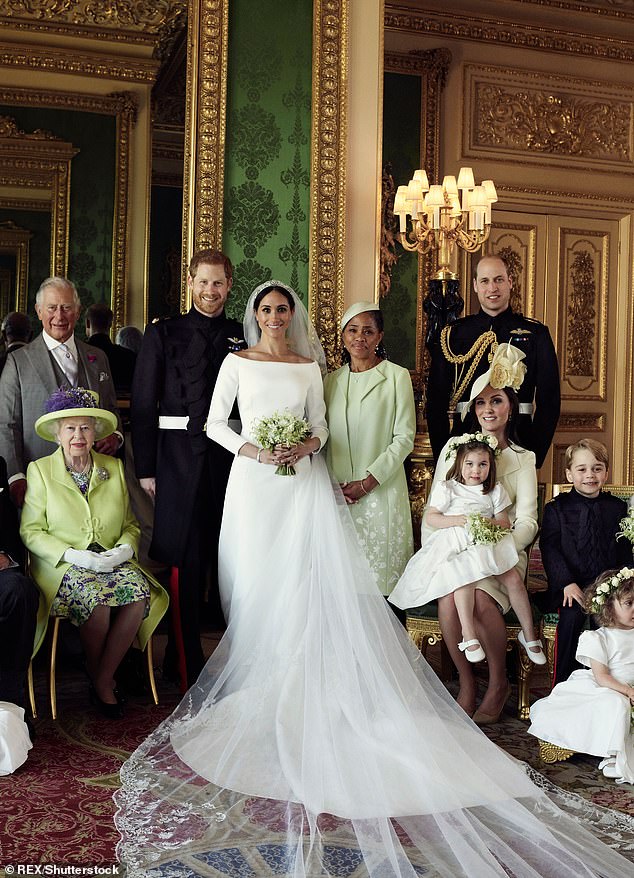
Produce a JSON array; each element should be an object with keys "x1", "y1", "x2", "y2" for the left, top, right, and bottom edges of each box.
[
  {"x1": 426, "y1": 254, "x2": 560, "y2": 468},
  {"x1": 131, "y1": 249, "x2": 244, "y2": 689}
]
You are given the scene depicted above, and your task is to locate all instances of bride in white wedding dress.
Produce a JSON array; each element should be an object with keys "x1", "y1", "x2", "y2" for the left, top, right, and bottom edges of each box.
[{"x1": 114, "y1": 282, "x2": 633, "y2": 877}]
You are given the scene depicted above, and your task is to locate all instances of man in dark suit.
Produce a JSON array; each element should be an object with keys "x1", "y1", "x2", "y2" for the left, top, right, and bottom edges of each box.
[
  {"x1": 85, "y1": 303, "x2": 137, "y2": 397},
  {"x1": 426, "y1": 254, "x2": 560, "y2": 467},
  {"x1": 0, "y1": 277, "x2": 121, "y2": 507},
  {"x1": 0, "y1": 312, "x2": 32, "y2": 374},
  {"x1": 0, "y1": 455, "x2": 38, "y2": 714},
  {"x1": 131, "y1": 249, "x2": 244, "y2": 689}
]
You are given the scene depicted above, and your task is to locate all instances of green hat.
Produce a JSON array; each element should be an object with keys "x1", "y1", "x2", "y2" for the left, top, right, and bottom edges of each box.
[
  {"x1": 35, "y1": 387, "x2": 118, "y2": 442},
  {"x1": 340, "y1": 301, "x2": 380, "y2": 330}
]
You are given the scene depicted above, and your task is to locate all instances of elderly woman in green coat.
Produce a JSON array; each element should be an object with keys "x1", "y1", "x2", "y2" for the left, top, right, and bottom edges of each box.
[
  {"x1": 323, "y1": 302, "x2": 416, "y2": 601},
  {"x1": 20, "y1": 387, "x2": 168, "y2": 718}
]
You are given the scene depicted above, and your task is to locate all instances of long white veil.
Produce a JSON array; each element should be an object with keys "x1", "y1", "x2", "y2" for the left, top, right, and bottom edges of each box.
[{"x1": 243, "y1": 280, "x2": 327, "y2": 373}]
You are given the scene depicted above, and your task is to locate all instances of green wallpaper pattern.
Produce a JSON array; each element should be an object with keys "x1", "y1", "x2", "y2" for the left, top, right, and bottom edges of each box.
[
  {"x1": 0, "y1": 105, "x2": 115, "y2": 333},
  {"x1": 380, "y1": 72, "x2": 422, "y2": 371},
  {"x1": 223, "y1": 0, "x2": 313, "y2": 319}
]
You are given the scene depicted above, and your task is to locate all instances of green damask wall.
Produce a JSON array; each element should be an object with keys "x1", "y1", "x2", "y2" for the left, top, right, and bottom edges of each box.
[
  {"x1": 223, "y1": 0, "x2": 313, "y2": 319},
  {"x1": 380, "y1": 72, "x2": 421, "y2": 371},
  {"x1": 0, "y1": 105, "x2": 115, "y2": 330}
]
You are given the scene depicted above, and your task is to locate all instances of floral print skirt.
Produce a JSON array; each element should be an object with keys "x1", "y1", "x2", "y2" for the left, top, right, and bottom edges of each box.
[{"x1": 51, "y1": 560, "x2": 150, "y2": 628}]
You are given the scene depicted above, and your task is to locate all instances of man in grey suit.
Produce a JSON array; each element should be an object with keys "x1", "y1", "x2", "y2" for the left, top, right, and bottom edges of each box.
[{"x1": 0, "y1": 277, "x2": 121, "y2": 507}]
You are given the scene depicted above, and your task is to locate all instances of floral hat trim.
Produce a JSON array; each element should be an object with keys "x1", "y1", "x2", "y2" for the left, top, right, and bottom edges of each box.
[
  {"x1": 462, "y1": 342, "x2": 527, "y2": 421},
  {"x1": 445, "y1": 432, "x2": 500, "y2": 462},
  {"x1": 590, "y1": 566, "x2": 634, "y2": 613},
  {"x1": 35, "y1": 386, "x2": 118, "y2": 443}
]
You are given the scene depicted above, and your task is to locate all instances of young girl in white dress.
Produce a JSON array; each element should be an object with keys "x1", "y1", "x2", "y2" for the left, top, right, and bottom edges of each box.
[
  {"x1": 529, "y1": 566, "x2": 634, "y2": 784},
  {"x1": 390, "y1": 434, "x2": 546, "y2": 666}
]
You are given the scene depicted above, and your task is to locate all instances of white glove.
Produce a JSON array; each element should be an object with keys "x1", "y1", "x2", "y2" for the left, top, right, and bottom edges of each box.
[
  {"x1": 100, "y1": 544, "x2": 134, "y2": 568},
  {"x1": 63, "y1": 548, "x2": 114, "y2": 573}
]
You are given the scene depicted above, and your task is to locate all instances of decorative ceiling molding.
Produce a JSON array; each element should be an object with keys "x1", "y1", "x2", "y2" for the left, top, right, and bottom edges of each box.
[
  {"x1": 510, "y1": 0, "x2": 634, "y2": 21},
  {"x1": 385, "y1": 5, "x2": 634, "y2": 61},
  {"x1": 0, "y1": 0, "x2": 186, "y2": 61}
]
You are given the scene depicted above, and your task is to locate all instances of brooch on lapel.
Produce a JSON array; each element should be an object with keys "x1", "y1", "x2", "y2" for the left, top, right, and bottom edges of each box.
[
  {"x1": 96, "y1": 467, "x2": 109, "y2": 482},
  {"x1": 99, "y1": 371, "x2": 109, "y2": 381},
  {"x1": 227, "y1": 337, "x2": 246, "y2": 352}
]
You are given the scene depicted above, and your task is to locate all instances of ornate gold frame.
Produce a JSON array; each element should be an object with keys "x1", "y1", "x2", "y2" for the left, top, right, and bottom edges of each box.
[
  {"x1": 182, "y1": 0, "x2": 349, "y2": 358},
  {"x1": 0, "y1": 220, "x2": 31, "y2": 313},
  {"x1": 383, "y1": 48, "x2": 450, "y2": 393},
  {"x1": 0, "y1": 115, "x2": 78, "y2": 276},
  {"x1": 181, "y1": 0, "x2": 229, "y2": 309},
  {"x1": 0, "y1": 88, "x2": 137, "y2": 328},
  {"x1": 309, "y1": 0, "x2": 348, "y2": 368}
]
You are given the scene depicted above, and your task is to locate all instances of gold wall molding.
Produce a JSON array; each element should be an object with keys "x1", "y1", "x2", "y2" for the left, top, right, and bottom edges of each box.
[
  {"x1": 465, "y1": 65, "x2": 632, "y2": 170},
  {"x1": 0, "y1": 1, "x2": 186, "y2": 47},
  {"x1": 309, "y1": 0, "x2": 348, "y2": 369},
  {"x1": 181, "y1": 0, "x2": 228, "y2": 309},
  {"x1": 0, "y1": 87, "x2": 136, "y2": 328},
  {"x1": 0, "y1": 219, "x2": 30, "y2": 312},
  {"x1": 0, "y1": 40, "x2": 159, "y2": 82},
  {"x1": 559, "y1": 229, "x2": 609, "y2": 401},
  {"x1": 0, "y1": 113, "x2": 78, "y2": 275},
  {"x1": 384, "y1": 6, "x2": 634, "y2": 63},
  {"x1": 0, "y1": 197, "x2": 49, "y2": 211},
  {"x1": 510, "y1": 0, "x2": 634, "y2": 20},
  {"x1": 557, "y1": 412, "x2": 605, "y2": 432}
]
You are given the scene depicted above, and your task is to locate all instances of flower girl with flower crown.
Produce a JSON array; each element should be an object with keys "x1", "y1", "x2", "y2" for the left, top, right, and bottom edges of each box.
[
  {"x1": 529, "y1": 566, "x2": 634, "y2": 784},
  {"x1": 390, "y1": 434, "x2": 546, "y2": 666}
]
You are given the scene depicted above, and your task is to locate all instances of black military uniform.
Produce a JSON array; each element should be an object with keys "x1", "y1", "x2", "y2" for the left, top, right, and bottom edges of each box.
[
  {"x1": 537, "y1": 489, "x2": 632, "y2": 684},
  {"x1": 131, "y1": 307, "x2": 244, "y2": 687},
  {"x1": 426, "y1": 307, "x2": 560, "y2": 467}
]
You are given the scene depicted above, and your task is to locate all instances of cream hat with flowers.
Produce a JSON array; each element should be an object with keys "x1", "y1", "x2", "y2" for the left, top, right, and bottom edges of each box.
[{"x1": 462, "y1": 342, "x2": 527, "y2": 420}]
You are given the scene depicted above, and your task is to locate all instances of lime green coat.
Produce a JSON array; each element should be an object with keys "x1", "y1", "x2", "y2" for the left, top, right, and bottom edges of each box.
[
  {"x1": 323, "y1": 360, "x2": 416, "y2": 595},
  {"x1": 20, "y1": 447, "x2": 169, "y2": 655}
]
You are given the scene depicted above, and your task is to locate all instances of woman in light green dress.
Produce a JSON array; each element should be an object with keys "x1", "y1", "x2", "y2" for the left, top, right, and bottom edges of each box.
[{"x1": 323, "y1": 302, "x2": 416, "y2": 600}]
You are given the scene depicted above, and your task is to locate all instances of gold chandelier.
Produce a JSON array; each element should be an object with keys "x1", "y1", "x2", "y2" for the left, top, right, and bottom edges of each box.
[{"x1": 393, "y1": 168, "x2": 497, "y2": 280}]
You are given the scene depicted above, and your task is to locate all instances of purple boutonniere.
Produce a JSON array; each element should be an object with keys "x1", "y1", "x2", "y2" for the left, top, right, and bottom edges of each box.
[{"x1": 87, "y1": 354, "x2": 97, "y2": 363}]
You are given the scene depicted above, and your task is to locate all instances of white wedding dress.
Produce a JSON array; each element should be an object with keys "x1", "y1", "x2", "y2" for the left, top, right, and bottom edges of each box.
[{"x1": 114, "y1": 354, "x2": 633, "y2": 877}]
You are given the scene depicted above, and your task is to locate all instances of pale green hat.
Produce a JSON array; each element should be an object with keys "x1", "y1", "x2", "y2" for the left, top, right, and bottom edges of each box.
[
  {"x1": 340, "y1": 301, "x2": 380, "y2": 330},
  {"x1": 35, "y1": 387, "x2": 118, "y2": 442}
]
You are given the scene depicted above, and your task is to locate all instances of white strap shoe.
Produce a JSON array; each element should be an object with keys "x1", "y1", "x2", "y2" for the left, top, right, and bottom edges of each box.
[
  {"x1": 518, "y1": 631, "x2": 547, "y2": 665},
  {"x1": 458, "y1": 639, "x2": 486, "y2": 663}
]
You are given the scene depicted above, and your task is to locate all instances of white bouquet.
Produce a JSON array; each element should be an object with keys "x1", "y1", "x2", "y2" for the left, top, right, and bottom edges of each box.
[
  {"x1": 251, "y1": 410, "x2": 311, "y2": 476},
  {"x1": 617, "y1": 510, "x2": 634, "y2": 545},
  {"x1": 466, "y1": 513, "x2": 511, "y2": 546}
]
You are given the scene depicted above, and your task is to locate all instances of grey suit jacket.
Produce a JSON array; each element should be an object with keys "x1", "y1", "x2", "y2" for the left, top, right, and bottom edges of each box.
[{"x1": 0, "y1": 334, "x2": 121, "y2": 478}]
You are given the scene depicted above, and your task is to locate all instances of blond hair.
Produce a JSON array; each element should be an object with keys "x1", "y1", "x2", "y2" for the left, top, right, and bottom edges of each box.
[{"x1": 565, "y1": 438, "x2": 609, "y2": 470}]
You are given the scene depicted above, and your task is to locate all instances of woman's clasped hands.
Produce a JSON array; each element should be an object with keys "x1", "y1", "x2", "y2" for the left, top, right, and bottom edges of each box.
[{"x1": 63, "y1": 544, "x2": 134, "y2": 573}]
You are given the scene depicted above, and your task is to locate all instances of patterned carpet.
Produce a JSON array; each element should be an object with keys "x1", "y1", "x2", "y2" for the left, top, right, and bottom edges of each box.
[{"x1": 2, "y1": 639, "x2": 634, "y2": 872}]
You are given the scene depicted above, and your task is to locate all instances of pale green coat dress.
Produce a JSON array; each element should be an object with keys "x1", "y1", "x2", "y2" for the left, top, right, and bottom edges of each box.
[
  {"x1": 324, "y1": 360, "x2": 416, "y2": 595},
  {"x1": 20, "y1": 447, "x2": 169, "y2": 656}
]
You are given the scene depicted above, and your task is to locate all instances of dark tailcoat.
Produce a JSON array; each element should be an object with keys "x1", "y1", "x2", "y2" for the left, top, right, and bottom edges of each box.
[
  {"x1": 538, "y1": 489, "x2": 632, "y2": 683},
  {"x1": 87, "y1": 333, "x2": 137, "y2": 397},
  {"x1": 426, "y1": 308, "x2": 560, "y2": 468}
]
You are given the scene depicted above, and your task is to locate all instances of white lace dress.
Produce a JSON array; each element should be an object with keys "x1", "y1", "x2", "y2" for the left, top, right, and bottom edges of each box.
[
  {"x1": 529, "y1": 628, "x2": 634, "y2": 784},
  {"x1": 113, "y1": 354, "x2": 633, "y2": 878}
]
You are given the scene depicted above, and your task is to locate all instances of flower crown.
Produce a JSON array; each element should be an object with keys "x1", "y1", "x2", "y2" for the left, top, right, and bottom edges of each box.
[
  {"x1": 445, "y1": 432, "x2": 500, "y2": 462},
  {"x1": 590, "y1": 566, "x2": 634, "y2": 613}
]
